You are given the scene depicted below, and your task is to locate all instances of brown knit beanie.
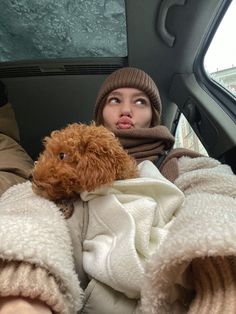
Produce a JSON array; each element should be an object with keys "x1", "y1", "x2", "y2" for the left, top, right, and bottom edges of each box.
[{"x1": 94, "y1": 67, "x2": 162, "y2": 126}]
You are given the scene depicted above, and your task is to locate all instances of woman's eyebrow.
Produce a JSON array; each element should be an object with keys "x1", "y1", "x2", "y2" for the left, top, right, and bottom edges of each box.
[
  {"x1": 133, "y1": 92, "x2": 149, "y2": 98},
  {"x1": 108, "y1": 91, "x2": 122, "y2": 97}
]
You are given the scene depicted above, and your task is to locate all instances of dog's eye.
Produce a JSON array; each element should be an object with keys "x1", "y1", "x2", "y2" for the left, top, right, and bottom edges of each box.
[{"x1": 59, "y1": 152, "x2": 66, "y2": 160}]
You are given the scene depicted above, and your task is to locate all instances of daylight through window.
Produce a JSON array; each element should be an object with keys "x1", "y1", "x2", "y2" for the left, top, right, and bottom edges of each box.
[{"x1": 204, "y1": 1, "x2": 236, "y2": 97}]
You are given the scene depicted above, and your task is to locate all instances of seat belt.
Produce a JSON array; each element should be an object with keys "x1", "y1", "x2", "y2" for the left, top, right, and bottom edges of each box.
[{"x1": 153, "y1": 151, "x2": 168, "y2": 169}]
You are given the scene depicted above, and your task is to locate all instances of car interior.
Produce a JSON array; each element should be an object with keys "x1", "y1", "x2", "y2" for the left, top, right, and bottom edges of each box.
[{"x1": 0, "y1": 0, "x2": 235, "y2": 172}]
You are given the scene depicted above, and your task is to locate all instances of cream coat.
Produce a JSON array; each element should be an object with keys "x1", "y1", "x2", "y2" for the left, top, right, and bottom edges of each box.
[
  {"x1": 1, "y1": 156, "x2": 235, "y2": 314},
  {"x1": 141, "y1": 156, "x2": 236, "y2": 314}
]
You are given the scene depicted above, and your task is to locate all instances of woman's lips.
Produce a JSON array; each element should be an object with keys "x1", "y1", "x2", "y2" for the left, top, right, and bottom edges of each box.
[
  {"x1": 117, "y1": 123, "x2": 132, "y2": 129},
  {"x1": 116, "y1": 117, "x2": 133, "y2": 129}
]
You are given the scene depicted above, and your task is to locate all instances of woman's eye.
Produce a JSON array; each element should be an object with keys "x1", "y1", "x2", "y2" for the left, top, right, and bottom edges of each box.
[
  {"x1": 108, "y1": 97, "x2": 120, "y2": 104},
  {"x1": 135, "y1": 98, "x2": 147, "y2": 106},
  {"x1": 59, "y1": 152, "x2": 66, "y2": 160}
]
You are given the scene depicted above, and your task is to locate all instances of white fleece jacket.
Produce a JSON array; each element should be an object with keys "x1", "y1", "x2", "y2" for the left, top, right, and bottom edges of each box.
[
  {"x1": 141, "y1": 156, "x2": 236, "y2": 314},
  {"x1": 80, "y1": 160, "x2": 185, "y2": 299}
]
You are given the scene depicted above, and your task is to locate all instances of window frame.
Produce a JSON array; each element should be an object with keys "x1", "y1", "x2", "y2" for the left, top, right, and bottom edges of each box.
[{"x1": 194, "y1": 0, "x2": 236, "y2": 123}]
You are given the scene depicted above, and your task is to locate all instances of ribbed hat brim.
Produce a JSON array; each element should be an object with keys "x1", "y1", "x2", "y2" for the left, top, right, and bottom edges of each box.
[{"x1": 94, "y1": 67, "x2": 162, "y2": 125}]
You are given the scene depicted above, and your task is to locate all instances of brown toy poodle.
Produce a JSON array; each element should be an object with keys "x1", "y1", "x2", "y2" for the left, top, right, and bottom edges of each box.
[{"x1": 32, "y1": 122, "x2": 138, "y2": 202}]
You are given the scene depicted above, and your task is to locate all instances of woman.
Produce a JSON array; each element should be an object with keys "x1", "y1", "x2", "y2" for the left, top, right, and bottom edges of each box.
[
  {"x1": 0, "y1": 68, "x2": 236, "y2": 313},
  {"x1": 94, "y1": 68, "x2": 236, "y2": 314}
]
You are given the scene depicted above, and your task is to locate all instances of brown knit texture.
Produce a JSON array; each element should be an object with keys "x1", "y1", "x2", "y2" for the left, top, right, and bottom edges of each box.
[
  {"x1": 94, "y1": 67, "x2": 162, "y2": 126},
  {"x1": 189, "y1": 256, "x2": 236, "y2": 314},
  {"x1": 0, "y1": 260, "x2": 72, "y2": 314},
  {"x1": 113, "y1": 128, "x2": 202, "y2": 182}
]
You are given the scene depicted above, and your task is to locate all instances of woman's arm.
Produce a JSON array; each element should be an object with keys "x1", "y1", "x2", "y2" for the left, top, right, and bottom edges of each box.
[
  {"x1": 0, "y1": 182, "x2": 83, "y2": 314},
  {"x1": 141, "y1": 156, "x2": 236, "y2": 313}
]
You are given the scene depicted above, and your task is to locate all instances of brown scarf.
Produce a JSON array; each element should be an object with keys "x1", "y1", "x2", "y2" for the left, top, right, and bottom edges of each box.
[
  {"x1": 113, "y1": 126, "x2": 175, "y2": 163},
  {"x1": 113, "y1": 126, "x2": 202, "y2": 182}
]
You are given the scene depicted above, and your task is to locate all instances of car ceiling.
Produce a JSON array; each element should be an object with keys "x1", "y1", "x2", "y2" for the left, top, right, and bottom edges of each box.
[{"x1": 1, "y1": 0, "x2": 235, "y2": 165}]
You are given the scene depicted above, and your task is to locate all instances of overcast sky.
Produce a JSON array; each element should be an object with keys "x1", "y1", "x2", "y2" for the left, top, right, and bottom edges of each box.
[{"x1": 204, "y1": 0, "x2": 235, "y2": 73}]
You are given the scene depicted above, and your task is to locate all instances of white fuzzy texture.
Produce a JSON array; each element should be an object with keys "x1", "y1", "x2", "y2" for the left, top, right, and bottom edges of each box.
[
  {"x1": 80, "y1": 160, "x2": 184, "y2": 299},
  {"x1": 0, "y1": 181, "x2": 83, "y2": 313},
  {"x1": 141, "y1": 156, "x2": 236, "y2": 314}
]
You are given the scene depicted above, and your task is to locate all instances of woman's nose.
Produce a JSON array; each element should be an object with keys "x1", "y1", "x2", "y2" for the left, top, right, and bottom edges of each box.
[{"x1": 120, "y1": 102, "x2": 132, "y2": 116}]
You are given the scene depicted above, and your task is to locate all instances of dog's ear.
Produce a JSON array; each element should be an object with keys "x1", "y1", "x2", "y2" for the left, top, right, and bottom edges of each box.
[
  {"x1": 78, "y1": 141, "x2": 89, "y2": 155},
  {"x1": 76, "y1": 153, "x2": 117, "y2": 192}
]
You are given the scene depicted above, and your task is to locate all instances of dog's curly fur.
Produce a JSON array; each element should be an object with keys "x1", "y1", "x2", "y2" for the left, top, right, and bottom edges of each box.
[{"x1": 32, "y1": 123, "x2": 138, "y2": 201}]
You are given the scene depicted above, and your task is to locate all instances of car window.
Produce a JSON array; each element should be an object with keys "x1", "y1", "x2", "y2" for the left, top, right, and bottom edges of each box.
[
  {"x1": 0, "y1": 0, "x2": 127, "y2": 62},
  {"x1": 174, "y1": 114, "x2": 208, "y2": 155},
  {"x1": 204, "y1": 0, "x2": 236, "y2": 97}
]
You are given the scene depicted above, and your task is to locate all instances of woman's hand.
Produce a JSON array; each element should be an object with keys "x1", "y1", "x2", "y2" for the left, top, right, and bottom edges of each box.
[{"x1": 0, "y1": 297, "x2": 52, "y2": 314}]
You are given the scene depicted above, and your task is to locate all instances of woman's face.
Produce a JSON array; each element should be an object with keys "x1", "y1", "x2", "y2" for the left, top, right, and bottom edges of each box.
[{"x1": 102, "y1": 88, "x2": 152, "y2": 130}]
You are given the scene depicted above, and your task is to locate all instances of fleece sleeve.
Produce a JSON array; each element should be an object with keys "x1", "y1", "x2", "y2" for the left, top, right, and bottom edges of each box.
[
  {"x1": 0, "y1": 182, "x2": 83, "y2": 314},
  {"x1": 141, "y1": 156, "x2": 236, "y2": 314}
]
